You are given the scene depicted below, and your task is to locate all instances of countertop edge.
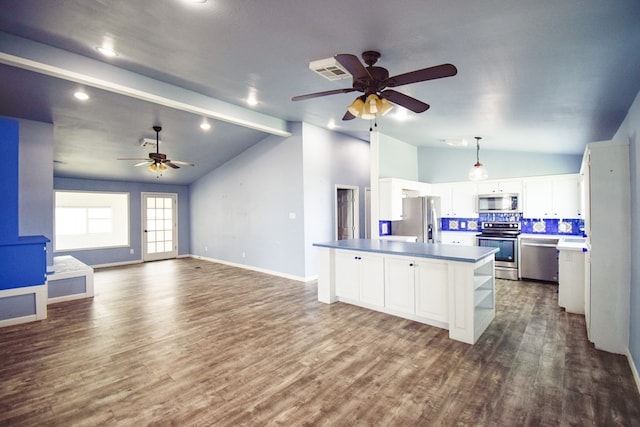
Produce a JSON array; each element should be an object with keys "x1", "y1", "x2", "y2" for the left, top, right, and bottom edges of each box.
[{"x1": 313, "y1": 239, "x2": 498, "y2": 263}]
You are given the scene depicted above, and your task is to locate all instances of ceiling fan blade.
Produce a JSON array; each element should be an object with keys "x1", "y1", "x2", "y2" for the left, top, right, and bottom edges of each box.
[
  {"x1": 381, "y1": 90, "x2": 430, "y2": 113},
  {"x1": 170, "y1": 160, "x2": 195, "y2": 166},
  {"x1": 164, "y1": 161, "x2": 180, "y2": 169},
  {"x1": 134, "y1": 160, "x2": 152, "y2": 167},
  {"x1": 342, "y1": 111, "x2": 356, "y2": 121},
  {"x1": 117, "y1": 157, "x2": 150, "y2": 161},
  {"x1": 335, "y1": 54, "x2": 371, "y2": 81},
  {"x1": 384, "y1": 64, "x2": 457, "y2": 88},
  {"x1": 292, "y1": 88, "x2": 355, "y2": 101}
]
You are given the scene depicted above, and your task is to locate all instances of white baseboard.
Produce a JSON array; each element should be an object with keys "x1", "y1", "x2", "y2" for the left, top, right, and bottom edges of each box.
[
  {"x1": 0, "y1": 314, "x2": 38, "y2": 328},
  {"x1": 627, "y1": 349, "x2": 640, "y2": 395},
  {"x1": 190, "y1": 255, "x2": 315, "y2": 282},
  {"x1": 92, "y1": 259, "x2": 143, "y2": 269}
]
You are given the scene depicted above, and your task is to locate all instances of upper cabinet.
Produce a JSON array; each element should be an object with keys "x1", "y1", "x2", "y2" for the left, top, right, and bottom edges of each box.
[
  {"x1": 476, "y1": 179, "x2": 522, "y2": 196},
  {"x1": 379, "y1": 178, "x2": 431, "y2": 221},
  {"x1": 523, "y1": 174, "x2": 581, "y2": 218},
  {"x1": 432, "y1": 182, "x2": 477, "y2": 218}
]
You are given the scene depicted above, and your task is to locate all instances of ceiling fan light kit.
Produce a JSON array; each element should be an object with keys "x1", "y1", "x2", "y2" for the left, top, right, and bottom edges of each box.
[
  {"x1": 117, "y1": 125, "x2": 194, "y2": 178},
  {"x1": 292, "y1": 50, "x2": 457, "y2": 124},
  {"x1": 468, "y1": 136, "x2": 488, "y2": 181}
]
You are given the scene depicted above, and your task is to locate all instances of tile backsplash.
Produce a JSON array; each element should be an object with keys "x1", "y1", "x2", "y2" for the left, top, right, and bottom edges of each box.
[
  {"x1": 440, "y1": 213, "x2": 584, "y2": 236},
  {"x1": 382, "y1": 215, "x2": 584, "y2": 236},
  {"x1": 520, "y1": 218, "x2": 584, "y2": 235}
]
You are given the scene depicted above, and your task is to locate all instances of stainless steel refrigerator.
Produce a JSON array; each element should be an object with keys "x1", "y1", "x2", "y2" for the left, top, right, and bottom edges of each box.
[{"x1": 391, "y1": 196, "x2": 441, "y2": 243}]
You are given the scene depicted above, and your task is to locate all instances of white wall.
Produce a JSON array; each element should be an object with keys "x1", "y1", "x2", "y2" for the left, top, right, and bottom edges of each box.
[
  {"x1": 190, "y1": 126, "x2": 306, "y2": 278},
  {"x1": 613, "y1": 88, "x2": 640, "y2": 376},
  {"x1": 189, "y1": 122, "x2": 370, "y2": 280},
  {"x1": 418, "y1": 146, "x2": 582, "y2": 183},
  {"x1": 379, "y1": 133, "x2": 419, "y2": 180},
  {"x1": 302, "y1": 123, "x2": 370, "y2": 278}
]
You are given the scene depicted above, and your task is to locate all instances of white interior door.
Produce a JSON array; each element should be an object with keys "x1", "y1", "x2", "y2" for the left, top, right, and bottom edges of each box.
[
  {"x1": 335, "y1": 186, "x2": 359, "y2": 240},
  {"x1": 142, "y1": 193, "x2": 177, "y2": 261}
]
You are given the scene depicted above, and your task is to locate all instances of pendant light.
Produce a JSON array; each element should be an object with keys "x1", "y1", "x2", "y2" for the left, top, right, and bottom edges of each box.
[{"x1": 468, "y1": 136, "x2": 488, "y2": 181}]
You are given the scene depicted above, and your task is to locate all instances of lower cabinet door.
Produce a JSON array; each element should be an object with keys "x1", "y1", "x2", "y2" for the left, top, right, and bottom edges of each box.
[
  {"x1": 358, "y1": 253, "x2": 385, "y2": 307},
  {"x1": 384, "y1": 256, "x2": 415, "y2": 315},
  {"x1": 335, "y1": 250, "x2": 360, "y2": 300},
  {"x1": 415, "y1": 260, "x2": 449, "y2": 323}
]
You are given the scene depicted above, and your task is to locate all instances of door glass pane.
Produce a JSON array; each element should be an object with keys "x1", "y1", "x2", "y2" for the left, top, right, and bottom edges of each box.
[{"x1": 144, "y1": 195, "x2": 175, "y2": 258}]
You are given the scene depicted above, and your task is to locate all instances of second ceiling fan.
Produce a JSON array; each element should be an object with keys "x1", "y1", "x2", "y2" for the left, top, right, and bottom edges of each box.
[
  {"x1": 292, "y1": 51, "x2": 457, "y2": 120},
  {"x1": 118, "y1": 126, "x2": 194, "y2": 175}
]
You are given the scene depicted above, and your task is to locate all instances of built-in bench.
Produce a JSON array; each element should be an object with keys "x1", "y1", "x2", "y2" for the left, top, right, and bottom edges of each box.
[{"x1": 47, "y1": 256, "x2": 94, "y2": 304}]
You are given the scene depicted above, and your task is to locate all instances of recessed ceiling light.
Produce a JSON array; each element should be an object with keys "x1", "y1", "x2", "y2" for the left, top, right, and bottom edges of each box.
[
  {"x1": 327, "y1": 119, "x2": 336, "y2": 129},
  {"x1": 185, "y1": 0, "x2": 207, "y2": 3},
  {"x1": 246, "y1": 94, "x2": 258, "y2": 107},
  {"x1": 96, "y1": 46, "x2": 118, "y2": 57},
  {"x1": 200, "y1": 122, "x2": 211, "y2": 131},
  {"x1": 445, "y1": 138, "x2": 468, "y2": 147},
  {"x1": 391, "y1": 108, "x2": 410, "y2": 122},
  {"x1": 74, "y1": 91, "x2": 89, "y2": 101}
]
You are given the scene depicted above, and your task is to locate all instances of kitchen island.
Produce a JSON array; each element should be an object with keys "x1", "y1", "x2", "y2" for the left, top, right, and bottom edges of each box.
[{"x1": 314, "y1": 239, "x2": 498, "y2": 344}]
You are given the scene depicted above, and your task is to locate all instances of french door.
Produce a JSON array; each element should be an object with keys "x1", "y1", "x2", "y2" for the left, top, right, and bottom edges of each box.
[{"x1": 142, "y1": 193, "x2": 177, "y2": 261}]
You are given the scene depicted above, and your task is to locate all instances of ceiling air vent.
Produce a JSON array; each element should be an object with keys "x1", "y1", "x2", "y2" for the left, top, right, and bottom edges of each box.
[
  {"x1": 309, "y1": 57, "x2": 351, "y2": 81},
  {"x1": 139, "y1": 137, "x2": 160, "y2": 148}
]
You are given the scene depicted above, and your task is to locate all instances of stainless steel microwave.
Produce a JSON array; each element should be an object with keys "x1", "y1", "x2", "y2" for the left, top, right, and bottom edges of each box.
[{"x1": 477, "y1": 193, "x2": 520, "y2": 213}]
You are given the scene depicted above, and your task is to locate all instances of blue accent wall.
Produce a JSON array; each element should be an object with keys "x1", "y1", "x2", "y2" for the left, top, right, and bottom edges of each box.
[
  {"x1": 0, "y1": 116, "x2": 49, "y2": 291},
  {"x1": 54, "y1": 177, "x2": 190, "y2": 266},
  {"x1": 0, "y1": 117, "x2": 19, "y2": 242}
]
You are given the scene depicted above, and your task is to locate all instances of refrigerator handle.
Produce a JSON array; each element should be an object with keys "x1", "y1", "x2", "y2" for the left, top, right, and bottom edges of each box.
[{"x1": 431, "y1": 203, "x2": 440, "y2": 244}]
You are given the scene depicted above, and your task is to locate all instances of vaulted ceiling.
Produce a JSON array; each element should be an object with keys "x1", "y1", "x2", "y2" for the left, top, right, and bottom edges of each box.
[{"x1": 0, "y1": 0, "x2": 639, "y2": 184}]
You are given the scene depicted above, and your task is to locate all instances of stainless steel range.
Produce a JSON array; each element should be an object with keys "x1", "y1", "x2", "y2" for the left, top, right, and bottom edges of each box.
[{"x1": 476, "y1": 221, "x2": 520, "y2": 280}]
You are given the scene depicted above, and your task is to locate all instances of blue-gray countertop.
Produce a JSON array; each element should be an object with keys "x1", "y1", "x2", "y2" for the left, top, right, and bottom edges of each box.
[{"x1": 313, "y1": 239, "x2": 498, "y2": 263}]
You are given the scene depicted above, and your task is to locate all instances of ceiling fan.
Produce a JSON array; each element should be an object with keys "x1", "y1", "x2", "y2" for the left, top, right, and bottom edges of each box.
[
  {"x1": 292, "y1": 51, "x2": 457, "y2": 120},
  {"x1": 118, "y1": 126, "x2": 194, "y2": 173}
]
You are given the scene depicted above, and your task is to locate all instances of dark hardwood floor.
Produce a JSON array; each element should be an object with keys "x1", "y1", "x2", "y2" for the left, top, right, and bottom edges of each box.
[{"x1": 1, "y1": 258, "x2": 639, "y2": 426}]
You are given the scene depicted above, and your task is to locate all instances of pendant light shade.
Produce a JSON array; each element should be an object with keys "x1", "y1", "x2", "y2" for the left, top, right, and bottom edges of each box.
[{"x1": 468, "y1": 136, "x2": 488, "y2": 181}]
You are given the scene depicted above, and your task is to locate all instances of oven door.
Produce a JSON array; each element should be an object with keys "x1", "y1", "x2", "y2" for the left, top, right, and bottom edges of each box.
[{"x1": 476, "y1": 236, "x2": 518, "y2": 268}]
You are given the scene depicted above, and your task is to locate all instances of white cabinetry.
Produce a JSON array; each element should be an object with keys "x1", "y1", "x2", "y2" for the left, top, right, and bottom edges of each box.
[
  {"x1": 552, "y1": 175, "x2": 581, "y2": 218},
  {"x1": 523, "y1": 174, "x2": 580, "y2": 218},
  {"x1": 476, "y1": 179, "x2": 522, "y2": 195},
  {"x1": 384, "y1": 256, "x2": 416, "y2": 315},
  {"x1": 558, "y1": 244, "x2": 586, "y2": 314},
  {"x1": 384, "y1": 256, "x2": 449, "y2": 323},
  {"x1": 432, "y1": 182, "x2": 477, "y2": 217},
  {"x1": 441, "y1": 231, "x2": 476, "y2": 246},
  {"x1": 581, "y1": 140, "x2": 630, "y2": 354},
  {"x1": 316, "y1": 245, "x2": 497, "y2": 344},
  {"x1": 379, "y1": 178, "x2": 431, "y2": 221},
  {"x1": 414, "y1": 259, "x2": 449, "y2": 323},
  {"x1": 335, "y1": 250, "x2": 385, "y2": 307},
  {"x1": 448, "y1": 255, "x2": 496, "y2": 344}
]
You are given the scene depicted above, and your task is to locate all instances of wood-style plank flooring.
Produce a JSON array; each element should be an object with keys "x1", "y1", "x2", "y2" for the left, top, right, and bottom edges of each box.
[{"x1": 1, "y1": 258, "x2": 639, "y2": 426}]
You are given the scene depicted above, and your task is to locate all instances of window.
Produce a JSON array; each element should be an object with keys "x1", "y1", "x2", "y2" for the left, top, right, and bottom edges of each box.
[{"x1": 54, "y1": 191, "x2": 129, "y2": 251}]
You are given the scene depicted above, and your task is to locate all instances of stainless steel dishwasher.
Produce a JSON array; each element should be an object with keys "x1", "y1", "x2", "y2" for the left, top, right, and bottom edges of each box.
[{"x1": 520, "y1": 237, "x2": 559, "y2": 282}]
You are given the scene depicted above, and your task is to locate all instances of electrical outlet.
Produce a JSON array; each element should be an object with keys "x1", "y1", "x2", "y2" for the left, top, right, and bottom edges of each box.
[
  {"x1": 130, "y1": 249, "x2": 134, "y2": 254},
  {"x1": 205, "y1": 246, "x2": 208, "y2": 252},
  {"x1": 242, "y1": 251, "x2": 246, "y2": 258}
]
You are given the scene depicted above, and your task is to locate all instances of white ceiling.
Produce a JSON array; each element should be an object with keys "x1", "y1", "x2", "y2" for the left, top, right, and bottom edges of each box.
[{"x1": 0, "y1": 0, "x2": 639, "y2": 184}]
